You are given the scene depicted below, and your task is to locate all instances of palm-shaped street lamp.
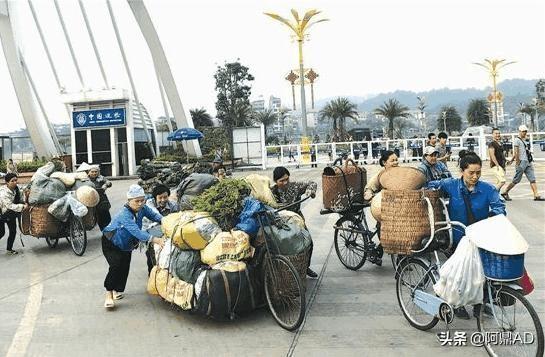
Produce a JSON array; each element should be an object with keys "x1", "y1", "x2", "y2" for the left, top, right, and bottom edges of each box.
[
  {"x1": 265, "y1": 9, "x2": 328, "y2": 137},
  {"x1": 473, "y1": 58, "x2": 516, "y2": 127}
]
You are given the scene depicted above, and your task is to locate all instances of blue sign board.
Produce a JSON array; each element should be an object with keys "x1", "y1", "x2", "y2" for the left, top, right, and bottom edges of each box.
[{"x1": 72, "y1": 108, "x2": 126, "y2": 129}]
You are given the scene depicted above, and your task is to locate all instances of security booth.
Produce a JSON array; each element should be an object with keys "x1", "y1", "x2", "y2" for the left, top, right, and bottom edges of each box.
[{"x1": 63, "y1": 88, "x2": 158, "y2": 177}]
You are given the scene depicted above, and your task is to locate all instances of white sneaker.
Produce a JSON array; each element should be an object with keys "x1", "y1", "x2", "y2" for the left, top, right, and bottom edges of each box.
[
  {"x1": 113, "y1": 291, "x2": 124, "y2": 300},
  {"x1": 104, "y1": 293, "x2": 114, "y2": 309}
]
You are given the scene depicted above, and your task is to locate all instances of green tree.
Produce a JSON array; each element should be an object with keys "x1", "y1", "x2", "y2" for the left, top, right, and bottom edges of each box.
[
  {"x1": 190, "y1": 108, "x2": 214, "y2": 128},
  {"x1": 437, "y1": 106, "x2": 462, "y2": 134},
  {"x1": 318, "y1": 102, "x2": 339, "y2": 141},
  {"x1": 254, "y1": 108, "x2": 278, "y2": 136},
  {"x1": 467, "y1": 99, "x2": 490, "y2": 126},
  {"x1": 518, "y1": 103, "x2": 537, "y2": 131},
  {"x1": 373, "y1": 98, "x2": 410, "y2": 139},
  {"x1": 214, "y1": 61, "x2": 254, "y2": 128}
]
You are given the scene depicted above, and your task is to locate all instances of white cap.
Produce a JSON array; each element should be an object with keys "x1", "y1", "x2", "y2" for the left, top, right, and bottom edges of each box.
[
  {"x1": 518, "y1": 125, "x2": 529, "y2": 132},
  {"x1": 126, "y1": 184, "x2": 145, "y2": 199},
  {"x1": 423, "y1": 146, "x2": 439, "y2": 156}
]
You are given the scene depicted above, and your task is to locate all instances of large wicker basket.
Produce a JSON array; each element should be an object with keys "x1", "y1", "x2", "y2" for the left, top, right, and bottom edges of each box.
[
  {"x1": 285, "y1": 247, "x2": 311, "y2": 291},
  {"x1": 322, "y1": 160, "x2": 367, "y2": 211},
  {"x1": 82, "y1": 207, "x2": 96, "y2": 230},
  {"x1": 380, "y1": 190, "x2": 445, "y2": 255},
  {"x1": 21, "y1": 205, "x2": 64, "y2": 237}
]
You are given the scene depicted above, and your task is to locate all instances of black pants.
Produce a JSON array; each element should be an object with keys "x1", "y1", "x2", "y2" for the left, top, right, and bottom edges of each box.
[
  {"x1": 145, "y1": 244, "x2": 155, "y2": 275},
  {"x1": 102, "y1": 236, "x2": 132, "y2": 292},
  {"x1": 96, "y1": 208, "x2": 112, "y2": 231},
  {"x1": 0, "y1": 217, "x2": 17, "y2": 251}
]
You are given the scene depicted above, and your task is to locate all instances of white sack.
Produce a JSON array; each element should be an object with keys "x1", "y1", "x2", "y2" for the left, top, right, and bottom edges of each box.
[{"x1": 433, "y1": 237, "x2": 485, "y2": 307}]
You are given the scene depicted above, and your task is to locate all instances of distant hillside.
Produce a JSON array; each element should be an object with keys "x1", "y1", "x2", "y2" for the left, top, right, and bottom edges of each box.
[{"x1": 316, "y1": 78, "x2": 539, "y2": 120}]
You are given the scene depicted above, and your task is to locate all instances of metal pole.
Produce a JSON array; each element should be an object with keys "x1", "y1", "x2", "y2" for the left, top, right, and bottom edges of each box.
[
  {"x1": 20, "y1": 53, "x2": 62, "y2": 154},
  {"x1": 53, "y1": 0, "x2": 85, "y2": 89},
  {"x1": 298, "y1": 40, "x2": 307, "y2": 137},
  {"x1": 27, "y1": 0, "x2": 62, "y2": 89},
  {"x1": 79, "y1": 0, "x2": 110, "y2": 89},
  {"x1": 106, "y1": 0, "x2": 155, "y2": 157}
]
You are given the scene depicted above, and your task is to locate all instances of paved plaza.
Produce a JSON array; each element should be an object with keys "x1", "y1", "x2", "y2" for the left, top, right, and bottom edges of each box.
[{"x1": 1, "y1": 162, "x2": 544, "y2": 357}]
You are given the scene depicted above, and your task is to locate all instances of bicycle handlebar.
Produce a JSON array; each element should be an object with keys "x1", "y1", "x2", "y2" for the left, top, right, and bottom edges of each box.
[{"x1": 253, "y1": 194, "x2": 314, "y2": 218}]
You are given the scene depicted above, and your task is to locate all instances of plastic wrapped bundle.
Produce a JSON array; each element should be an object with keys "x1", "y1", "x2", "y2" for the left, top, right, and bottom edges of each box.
[
  {"x1": 161, "y1": 211, "x2": 221, "y2": 250},
  {"x1": 200, "y1": 230, "x2": 254, "y2": 266}
]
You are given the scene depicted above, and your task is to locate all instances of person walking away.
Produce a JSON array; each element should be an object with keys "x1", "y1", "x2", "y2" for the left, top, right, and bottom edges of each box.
[
  {"x1": 101, "y1": 185, "x2": 165, "y2": 308},
  {"x1": 0, "y1": 173, "x2": 28, "y2": 254},
  {"x1": 417, "y1": 146, "x2": 452, "y2": 182},
  {"x1": 6, "y1": 159, "x2": 18, "y2": 174},
  {"x1": 466, "y1": 133, "x2": 476, "y2": 152},
  {"x1": 87, "y1": 165, "x2": 112, "y2": 230},
  {"x1": 488, "y1": 128, "x2": 508, "y2": 192},
  {"x1": 271, "y1": 166, "x2": 318, "y2": 278},
  {"x1": 310, "y1": 146, "x2": 317, "y2": 168},
  {"x1": 144, "y1": 184, "x2": 179, "y2": 274},
  {"x1": 436, "y1": 132, "x2": 451, "y2": 163},
  {"x1": 426, "y1": 151, "x2": 505, "y2": 319},
  {"x1": 501, "y1": 125, "x2": 545, "y2": 201}
]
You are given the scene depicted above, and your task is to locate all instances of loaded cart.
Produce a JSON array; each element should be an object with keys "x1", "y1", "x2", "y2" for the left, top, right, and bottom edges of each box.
[{"x1": 20, "y1": 191, "x2": 94, "y2": 256}]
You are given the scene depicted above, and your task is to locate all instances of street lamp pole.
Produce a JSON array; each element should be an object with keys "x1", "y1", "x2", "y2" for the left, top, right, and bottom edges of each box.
[{"x1": 265, "y1": 9, "x2": 328, "y2": 138}]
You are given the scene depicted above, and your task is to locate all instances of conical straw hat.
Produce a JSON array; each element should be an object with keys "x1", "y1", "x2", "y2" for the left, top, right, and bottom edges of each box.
[{"x1": 466, "y1": 215, "x2": 528, "y2": 255}]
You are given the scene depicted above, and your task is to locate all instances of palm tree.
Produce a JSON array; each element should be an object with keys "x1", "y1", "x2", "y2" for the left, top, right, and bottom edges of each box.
[
  {"x1": 254, "y1": 109, "x2": 278, "y2": 136},
  {"x1": 190, "y1": 108, "x2": 214, "y2": 128},
  {"x1": 232, "y1": 102, "x2": 254, "y2": 127},
  {"x1": 318, "y1": 102, "x2": 339, "y2": 141},
  {"x1": 467, "y1": 99, "x2": 491, "y2": 126},
  {"x1": 330, "y1": 97, "x2": 358, "y2": 140},
  {"x1": 374, "y1": 98, "x2": 410, "y2": 139},
  {"x1": 519, "y1": 103, "x2": 537, "y2": 131},
  {"x1": 318, "y1": 97, "x2": 358, "y2": 141}
]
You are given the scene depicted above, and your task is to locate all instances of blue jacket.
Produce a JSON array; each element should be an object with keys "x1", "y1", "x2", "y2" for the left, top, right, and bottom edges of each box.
[
  {"x1": 417, "y1": 160, "x2": 452, "y2": 182},
  {"x1": 426, "y1": 178, "x2": 506, "y2": 245},
  {"x1": 102, "y1": 204, "x2": 163, "y2": 251}
]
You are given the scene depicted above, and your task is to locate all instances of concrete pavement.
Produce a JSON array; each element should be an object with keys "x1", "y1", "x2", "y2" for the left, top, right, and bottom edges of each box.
[{"x1": 1, "y1": 162, "x2": 544, "y2": 357}]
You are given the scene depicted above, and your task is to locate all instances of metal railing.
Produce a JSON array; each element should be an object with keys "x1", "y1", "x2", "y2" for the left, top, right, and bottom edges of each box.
[{"x1": 264, "y1": 132, "x2": 545, "y2": 169}]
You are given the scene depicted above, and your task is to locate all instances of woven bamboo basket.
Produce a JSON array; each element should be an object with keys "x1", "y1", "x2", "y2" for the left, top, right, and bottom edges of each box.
[
  {"x1": 284, "y1": 247, "x2": 311, "y2": 290},
  {"x1": 22, "y1": 205, "x2": 63, "y2": 237},
  {"x1": 322, "y1": 160, "x2": 367, "y2": 211},
  {"x1": 380, "y1": 190, "x2": 445, "y2": 255},
  {"x1": 82, "y1": 207, "x2": 96, "y2": 230}
]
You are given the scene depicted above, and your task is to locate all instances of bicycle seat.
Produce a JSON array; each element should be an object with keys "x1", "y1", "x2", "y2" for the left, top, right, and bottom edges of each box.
[{"x1": 419, "y1": 232, "x2": 450, "y2": 253}]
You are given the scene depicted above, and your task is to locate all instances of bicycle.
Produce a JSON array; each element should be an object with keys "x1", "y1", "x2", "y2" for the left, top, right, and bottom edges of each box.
[
  {"x1": 320, "y1": 201, "x2": 385, "y2": 270},
  {"x1": 395, "y1": 198, "x2": 544, "y2": 357},
  {"x1": 253, "y1": 195, "x2": 313, "y2": 331}
]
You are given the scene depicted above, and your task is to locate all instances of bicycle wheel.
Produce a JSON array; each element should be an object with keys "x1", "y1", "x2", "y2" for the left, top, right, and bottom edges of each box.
[
  {"x1": 45, "y1": 237, "x2": 59, "y2": 248},
  {"x1": 334, "y1": 216, "x2": 368, "y2": 270},
  {"x1": 396, "y1": 258, "x2": 439, "y2": 331},
  {"x1": 477, "y1": 285, "x2": 544, "y2": 357},
  {"x1": 264, "y1": 255, "x2": 305, "y2": 331},
  {"x1": 69, "y1": 216, "x2": 87, "y2": 256}
]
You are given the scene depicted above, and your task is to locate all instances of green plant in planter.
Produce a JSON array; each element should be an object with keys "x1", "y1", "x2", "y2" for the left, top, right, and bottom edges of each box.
[{"x1": 191, "y1": 178, "x2": 251, "y2": 231}]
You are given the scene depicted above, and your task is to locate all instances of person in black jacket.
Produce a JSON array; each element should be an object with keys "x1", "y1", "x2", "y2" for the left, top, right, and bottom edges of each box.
[
  {"x1": 0, "y1": 173, "x2": 28, "y2": 254},
  {"x1": 87, "y1": 165, "x2": 112, "y2": 230}
]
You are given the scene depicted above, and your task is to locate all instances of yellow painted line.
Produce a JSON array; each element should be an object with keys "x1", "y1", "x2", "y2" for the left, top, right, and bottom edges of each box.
[{"x1": 6, "y1": 272, "x2": 43, "y2": 357}]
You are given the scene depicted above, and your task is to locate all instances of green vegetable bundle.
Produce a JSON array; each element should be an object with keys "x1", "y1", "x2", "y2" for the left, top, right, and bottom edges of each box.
[{"x1": 191, "y1": 178, "x2": 251, "y2": 231}]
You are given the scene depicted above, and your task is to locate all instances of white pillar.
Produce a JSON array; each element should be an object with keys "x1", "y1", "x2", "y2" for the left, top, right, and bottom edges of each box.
[
  {"x1": 86, "y1": 129, "x2": 92, "y2": 163},
  {"x1": 0, "y1": 2, "x2": 57, "y2": 157},
  {"x1": 126, "y1": 104, "x2": 136, "y2": 175},
  {"x1": 110, "y1": 127, "x2": 117, "y2": 177}
]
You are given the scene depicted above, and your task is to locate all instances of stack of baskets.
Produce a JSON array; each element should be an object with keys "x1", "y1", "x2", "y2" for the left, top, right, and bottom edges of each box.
[
  {"x1": 21, "y1": 205, "x2": 63, "y2": 237},
  {"x1": 380, "y1": 190, "x2": 445, "y2": 255}
]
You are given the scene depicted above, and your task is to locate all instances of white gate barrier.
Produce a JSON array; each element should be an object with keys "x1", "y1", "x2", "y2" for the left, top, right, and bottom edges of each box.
[{"x1": 263, "y1": 132, "x2": 545, "y2": 169}]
